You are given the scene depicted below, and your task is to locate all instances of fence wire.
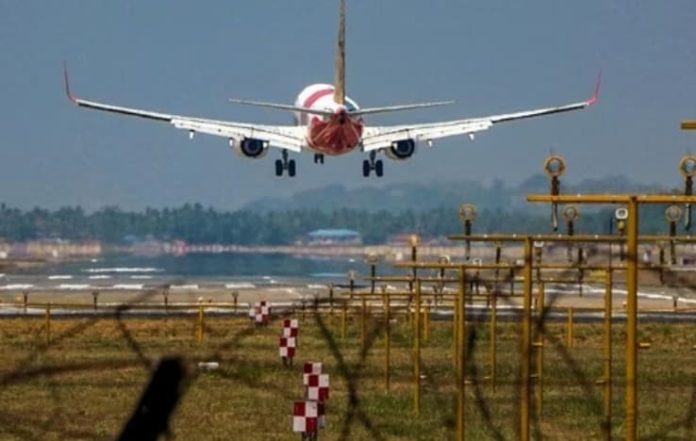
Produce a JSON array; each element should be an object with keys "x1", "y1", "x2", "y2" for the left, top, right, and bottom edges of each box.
[{"x1": 0, "y1": 246, "x2": 696, "y2": 440}]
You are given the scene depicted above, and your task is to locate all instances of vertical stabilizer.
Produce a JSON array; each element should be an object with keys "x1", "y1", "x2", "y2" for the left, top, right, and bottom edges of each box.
[{"x1": 333, "y1": 0, "x2": 346, "y2": 104}]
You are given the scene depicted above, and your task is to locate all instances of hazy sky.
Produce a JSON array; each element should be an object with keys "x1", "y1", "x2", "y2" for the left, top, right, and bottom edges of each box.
[{"x1": 1, "y1": 1, "x2": 695, "y2": 210}]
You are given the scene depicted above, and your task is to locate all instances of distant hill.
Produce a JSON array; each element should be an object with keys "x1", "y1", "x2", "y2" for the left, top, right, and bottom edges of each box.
[{"x1": 242, "y1": 175, "x2": 669, "y2": 213}]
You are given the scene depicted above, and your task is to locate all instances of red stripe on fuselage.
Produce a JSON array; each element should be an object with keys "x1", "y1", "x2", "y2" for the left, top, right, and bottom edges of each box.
[{"x1": 302, "y1": 88, "x2": 334, "y2": 109}]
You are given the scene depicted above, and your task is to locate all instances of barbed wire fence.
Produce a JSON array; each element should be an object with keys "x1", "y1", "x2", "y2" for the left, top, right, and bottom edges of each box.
[{"x1": 1, "y1": 245, "x2": 696, "y2": 439}]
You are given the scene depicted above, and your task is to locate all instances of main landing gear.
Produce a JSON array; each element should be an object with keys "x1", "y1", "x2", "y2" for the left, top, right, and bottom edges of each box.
[
  {"x1": 362, "y1": 151, "x2": 383, "y2": 178},
  {"x1": 313, "y1": 153, "x2": 325, "y2": 164},
  {"x1": 275, "y1": 149, "x2": 296, "y2": 177}
]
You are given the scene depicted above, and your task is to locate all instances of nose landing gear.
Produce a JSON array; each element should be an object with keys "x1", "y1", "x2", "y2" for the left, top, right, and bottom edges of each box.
[
  {"x1": 362, "y1": 151, "x2": 383, "y2": 177},
  {"x1": 275, "y1": 149, "x2": 296, "y2": 177}
]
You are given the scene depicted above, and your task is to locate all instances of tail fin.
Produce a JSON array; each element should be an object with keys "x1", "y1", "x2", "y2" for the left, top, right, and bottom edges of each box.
[{"x1": 333, "y1": 0, "x2": 346, "y2": 105}]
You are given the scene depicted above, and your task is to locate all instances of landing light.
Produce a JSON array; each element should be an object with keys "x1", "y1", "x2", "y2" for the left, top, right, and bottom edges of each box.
[
  {"x1": 679, "y1": 155, "x2": 696, "y2": 178},
  {"x1": 458, "y1": 203, "x2": 477, "y2": 222},
  {"x1": 562, "y1": 205, "x2": 579, "y2": 222},
  {"x1": 543, "y1": 155, "x2": 566, "y2": 179},
  {"x1": 665, "y1": 205, "x2": 683, "y2": 223},
  {"x1": 615, "y1": 207, "x2": 629, "y2": 221}
]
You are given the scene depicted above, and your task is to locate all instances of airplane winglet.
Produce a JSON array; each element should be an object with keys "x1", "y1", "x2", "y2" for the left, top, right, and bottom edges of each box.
[
  {"x1": 587, "y1": 70, "x2": 602, "y2": 106},
  {"x1": 63, "y1": 62, "x2": 77, "y2": 104}
]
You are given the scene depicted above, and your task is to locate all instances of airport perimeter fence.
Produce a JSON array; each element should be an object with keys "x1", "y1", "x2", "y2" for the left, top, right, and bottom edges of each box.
[
  {"x1": 6, "y1": 161, "x2": 696, "y2": 438},
  {"x1": 2, "y1": 242, "x2": 696, "y2": 440}
]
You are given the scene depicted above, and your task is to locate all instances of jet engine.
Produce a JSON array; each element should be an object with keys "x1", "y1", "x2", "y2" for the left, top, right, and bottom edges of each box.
[
  {"x1": 385, "y1": 139, "x2": 416, "y2": 160},
  {"x1": 233, "y1": 138, "x2": 269, "y2": 159}
]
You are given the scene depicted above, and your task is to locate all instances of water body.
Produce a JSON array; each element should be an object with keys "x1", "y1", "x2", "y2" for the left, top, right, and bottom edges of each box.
[{"x1": 0, "y1": 253, "x2": 399, "y2": 291}]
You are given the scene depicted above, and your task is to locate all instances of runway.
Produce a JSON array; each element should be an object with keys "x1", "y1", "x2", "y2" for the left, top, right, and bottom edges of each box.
[{"x1": 2, "y1": 280, "x2": 695, "y2": 323}]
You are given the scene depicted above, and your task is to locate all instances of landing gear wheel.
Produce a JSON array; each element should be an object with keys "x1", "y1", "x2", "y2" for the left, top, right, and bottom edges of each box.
[
  {"x1": 362, "y1": 151, "x2": 384, "y2": 178},
  {"x1": 274, "y1": 149, "x2": 297, "y2": 177},
  {"x1": 314, "y1": 154, "x2": 325, "y2": 164}
]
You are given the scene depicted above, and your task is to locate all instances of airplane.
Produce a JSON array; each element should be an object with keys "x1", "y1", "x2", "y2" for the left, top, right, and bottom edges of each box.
[{"x1": 65, "y1": 0, "x2": 599, "y2": 178}]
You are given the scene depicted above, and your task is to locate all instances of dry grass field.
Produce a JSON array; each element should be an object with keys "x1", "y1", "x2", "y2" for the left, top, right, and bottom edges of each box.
[{"x1": 0, "y1": 312, "x2": 695, "y2": 440}]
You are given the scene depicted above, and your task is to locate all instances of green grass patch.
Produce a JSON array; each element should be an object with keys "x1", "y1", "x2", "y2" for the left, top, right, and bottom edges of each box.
[{"x1": 0, "y1": 315, "x2": 694, "y2": 439}]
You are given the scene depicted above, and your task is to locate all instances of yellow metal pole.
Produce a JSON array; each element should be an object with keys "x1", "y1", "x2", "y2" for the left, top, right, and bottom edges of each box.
[
  {"x1": 409, "y1": 299, "x2": 414, "y2": 329},
  {"x1": 197, "y1": 304, "x2": 204, "y2": 344},
  {"x1": 341, "y1": 300, "x2": 347, "y2": 340},
  {"x1": 520, "y1": 238, "x2": 533, "y2": 441},
  {"x1": 453, "y1": 294, "x2": 459, "y2": 367},
  {"x1": 626, "y1": 197, "x2": 639, "y2": 441},
  {"x1": 536, "y1": 282, "x2": 545, "y2": 419},
  {"x1": 424, "y1": 300, "x2": 430, "y2": 342},
  {"x1": 362, "y1": 294, "x2": 367, "y2": 353},
  {"x1": 45, "y1": 303, "x2": 51, "y2": 344},
  {"x1": 385, "y1": 292, "x2": 391, "y2": 392},
  {"x1": 567, "y1": 307, "x2": 574, "y2": 348},
  {"x1": 329, "y1": 285, "x2": 335, "y2": 325},
  {"x1": 604, "y1": 270, "x2": 613, "y2": 441},
  {"x1": 682, "y1": 120, "x2": 696, "y2": 130},
  {"x1": 414, "y1": 279, "x2": 422, "y2": 416},
  {"x1": 490, "y1": 290, "x2": 497, "y2": 390},
  {"x1": 456, "y1": 267, "x2": 467, "y2": 441}
]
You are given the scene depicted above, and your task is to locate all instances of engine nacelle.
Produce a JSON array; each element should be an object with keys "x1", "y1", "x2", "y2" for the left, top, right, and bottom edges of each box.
[
  {"x1": 385, "y1": 139, "x2": 416, "y2": 160},
  {"x1": 233, "y1": 138, "x2": 269, "y2": 159}
]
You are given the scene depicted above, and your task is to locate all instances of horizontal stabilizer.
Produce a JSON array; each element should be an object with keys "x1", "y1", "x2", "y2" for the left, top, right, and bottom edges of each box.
[
  {"x1": 228, "y1": 98, "x2": 336, "y2": 118},
  {"x1": 352, "y1": 101, "x2": 454, "y2": 116}
]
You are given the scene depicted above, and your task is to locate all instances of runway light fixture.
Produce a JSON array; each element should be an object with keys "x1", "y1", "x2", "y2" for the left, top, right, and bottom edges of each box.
[
  {"x1": 543, "y1": 154, "x2": 566, "y2": 231},
  {"x1": 365, "y1": 253, "x2": 381, "y2": 294},
  {"x1": 543, "y1": 155, "x2": 566, "y2": 179},
  {"x1": 665, "y1": 205, "x2": 683, "y2": 224},
  {"x1": 562, "y1": 205, "x2": 579, "y2": 261},
  {"x1": 615, "y1": 207, "x2": 628, "y2": 261},
  {"x1": 408, "y1": 235, "x2": 420, "y2": 292},
  {"x1": 494, "y1": 241, "x2": 502, "y2": 282},
  {"x1": 348, "y1": 269, "x2": 356, "y2": 297},
  {"x1": 434, "y1": 255, "x2": 450, "y2": 295},
  {"x1": 679, "y1": 155, "x2": 696, "y2": 230},
  {"x1": 458, "y1": 203, "x2": 477, "y2": 260},
  {"x1": 665, "y1": 205, "x2": 683, "y2": 265}
]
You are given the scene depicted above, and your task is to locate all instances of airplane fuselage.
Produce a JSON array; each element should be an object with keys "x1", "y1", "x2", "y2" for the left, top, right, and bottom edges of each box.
[{"x1": 295, "y1": 84, "x2": 363, "y2": 156}]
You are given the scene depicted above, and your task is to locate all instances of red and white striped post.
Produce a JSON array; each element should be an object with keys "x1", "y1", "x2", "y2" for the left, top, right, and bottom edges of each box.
[
  {"x1": 283, "y1": 319, "x2": 299, "y2": 338},
  {"x1": 306, "y1": 374, "x2": 330, "y2": 402},
  {"x1": 303, "y1": 362, "x2": 322, "y2": 385},
  {"x1": 279, "y1": 336, "x2": 297, "y2": 366},
  {"x1": 293, "y1": 401, "x2": 320, "y2": 440},
  {"x1": 250, "y1": 300, "x2": 271, "y2": 326}
]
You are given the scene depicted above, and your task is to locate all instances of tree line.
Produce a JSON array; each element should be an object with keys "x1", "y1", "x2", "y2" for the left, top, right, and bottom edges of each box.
[{"x1": 0, "y1": 203, "x2": 681, "y2": 245}]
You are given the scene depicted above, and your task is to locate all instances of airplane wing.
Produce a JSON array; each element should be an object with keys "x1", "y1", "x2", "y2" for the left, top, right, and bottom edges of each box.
[
  {"x1": 361, "y1": 75, "x2": 600, "y2": 152},
  {"x1": 65, "y1": 69, "x2": 306, "y2": 152}
]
